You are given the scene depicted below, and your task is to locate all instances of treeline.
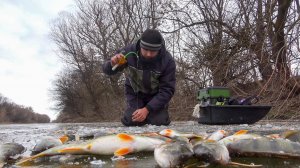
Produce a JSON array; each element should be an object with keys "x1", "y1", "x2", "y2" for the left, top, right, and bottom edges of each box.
[
  {"x1": 0, "y1": 94, "x2": 50, "y2": 123},
  {"x1": 50, "y1": 0, "x2": 300, "y2": 122}
]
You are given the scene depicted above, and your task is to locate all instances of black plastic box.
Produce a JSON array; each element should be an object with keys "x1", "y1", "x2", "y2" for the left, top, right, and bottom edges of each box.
[{"x1": 198, "y1": 105, "x2": 272, "y2": 125}]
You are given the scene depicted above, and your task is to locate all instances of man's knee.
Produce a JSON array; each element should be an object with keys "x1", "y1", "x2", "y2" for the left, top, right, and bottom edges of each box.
[
  {"x1": 147, "y1": 108, "x2": 171, "y2": 126},
  {"x1": 121, "y1": 117, "x2": 131, "y2": 126},
  {"x1": 149, "y1": 119, "x2": 171, "y2": 126},
  {"x1": 121, "y1": 106, "x2": 170, "y2": 126}
]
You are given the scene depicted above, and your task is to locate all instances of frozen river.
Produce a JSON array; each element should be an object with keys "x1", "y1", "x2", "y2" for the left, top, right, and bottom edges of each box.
[{"x1": 1, "y1": 120, "x2": 300, "y2": 167}]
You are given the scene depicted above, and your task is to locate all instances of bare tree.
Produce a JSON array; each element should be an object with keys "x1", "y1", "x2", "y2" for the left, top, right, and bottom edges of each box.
[
  {"x1": 50, "y1": 0, "x2": 175, "y2": 121},
  {"x1": 0, "y1": 94, "x2": 50, "y2": 123},
  {"x1": 50, "y1": 0, "x2": 300, "y2": 121}
]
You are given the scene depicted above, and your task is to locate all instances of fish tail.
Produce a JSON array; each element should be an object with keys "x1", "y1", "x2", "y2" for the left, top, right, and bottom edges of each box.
[
  {"x1": 15, "y1": 153, "x2": 45, "y2": 166},
  {"x1": 229, "y1": 161, "x2": 263, "y2": 167}
]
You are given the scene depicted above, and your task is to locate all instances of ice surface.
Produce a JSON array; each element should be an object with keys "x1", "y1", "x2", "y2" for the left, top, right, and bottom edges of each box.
[{"x1": 1, "y1": 120, "x2": 300, "y2": 167}]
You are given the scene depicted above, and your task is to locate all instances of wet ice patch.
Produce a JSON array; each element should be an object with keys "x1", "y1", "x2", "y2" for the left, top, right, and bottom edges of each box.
[
  {"x1": 124, "y1": 156, "x2": 138, "y2": 160},
  {"x1": 90, "y1": 159, "x2": 106, "y2": 166},
  {"x1": 111, "y1": 155, "x2": 138, "y2": 161},
  {"x1": 67, "y1": 161, "x2": 80, "y2": 165},
  {"x1": 265, "y1": 124, "x2": 273, "y2": 128},
  {"x1": 253, "y1": 124, "x2": 262, "y2": 128},
  {"x1": 272, "y1": 126, "x2": 282, "y2": 130},
  {"x1": 111, "y1": 155, "x2": 125, "y2": 161}
]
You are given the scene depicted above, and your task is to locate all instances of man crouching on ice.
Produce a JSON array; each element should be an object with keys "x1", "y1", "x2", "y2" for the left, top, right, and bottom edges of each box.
[{"x1": 102, "y1": 29, "x2": 176, "y2": 126}]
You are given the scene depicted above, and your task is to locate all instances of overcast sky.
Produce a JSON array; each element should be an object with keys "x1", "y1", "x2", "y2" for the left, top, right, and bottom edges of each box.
[{"x1": 0, "y1": 0, "x2": 75, "y2": 120}]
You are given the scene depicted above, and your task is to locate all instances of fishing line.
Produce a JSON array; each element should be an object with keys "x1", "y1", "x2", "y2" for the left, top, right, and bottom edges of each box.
[
  {"x1": 122, "y1": 51, "x2": 140, "y2": 121},
  {"x1": 123, "y1": 51, "x2": 138, "y2": 59}
]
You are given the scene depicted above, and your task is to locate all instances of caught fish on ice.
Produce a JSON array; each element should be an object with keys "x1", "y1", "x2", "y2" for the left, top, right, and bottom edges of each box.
[
  {"x1": 154, "y1": 137, "x2": 193, "y2": 168},
  {"x1": 206, "y1": 129, "x2": 227, "y2": 141},
  {"x1": 31, "y1": 135, "x2": 70, "y2": 155},
  {"x1": 227, "y1": 137, "x2": 300, "y2": 158},
  {"x1": 0, "y1": 143, "x2": 25, "y2": 160},
  {"x1": 0, "y1": 143, "x2": 25, "y2": 167},
  {"x1": 192, "y1": 139, "x2": 230, "y2": 165},
  {"x1": 16, "y1": 133, "x2": 167, "y2": 166},
  {"x1": 218, "y1": 130, "x2": 262, "y2": 147},
  {"x1": 159, "y1": 129, "x2": 205, "y2": 139}
]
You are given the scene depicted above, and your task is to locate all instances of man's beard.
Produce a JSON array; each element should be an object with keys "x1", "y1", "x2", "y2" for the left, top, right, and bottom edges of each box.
[{"x1": 140, "y1": 55, "x2": 158, "y2": 63}]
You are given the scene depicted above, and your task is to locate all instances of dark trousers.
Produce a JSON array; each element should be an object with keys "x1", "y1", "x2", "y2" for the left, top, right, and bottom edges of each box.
[{"x1": 121, "y1": 94, "x2": 171, "y2": 126}]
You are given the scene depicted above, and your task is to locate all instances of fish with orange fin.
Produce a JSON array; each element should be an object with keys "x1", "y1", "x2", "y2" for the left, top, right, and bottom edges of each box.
[
  {"x1": 136, "y1": 132, "x2": 173, "y2": 142},
  {"x1": 159, "y1": 129, "x2": 205, "y2": 139},
  {"x1": 218, "y1": 130, "x2": 263, "y2": 147},
  {"x1": 191, "y1": 138, "x2": 262, "y2": 168},
  {"x1": 189, "y1": 130, "x2": 263, "y2": 167},
  {"x1": 16, "y1": 133, "x2": 167, "y2": 166},
  {"x1": 31, "y1": 135, "x2": 70, "y2": 155},
  {"x1": 206, "y1": 130, "x2": 228, "y2": 141}
]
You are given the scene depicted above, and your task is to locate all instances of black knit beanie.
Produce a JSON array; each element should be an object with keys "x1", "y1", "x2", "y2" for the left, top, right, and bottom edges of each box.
[{"x1": 140, "y1": 29, "x2": 163, "y2": 51}]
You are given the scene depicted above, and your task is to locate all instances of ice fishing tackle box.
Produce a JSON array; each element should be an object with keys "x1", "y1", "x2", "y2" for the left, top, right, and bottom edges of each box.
[
  {"x1": 196, "y1": 86, "x2": 272, "y2": 125},
  {"x1": 197, "y1": 86, "x2": 231, "y2": 105},
  {"x1": 198, "y1": 104, "x2": 272, "y2": 125}
]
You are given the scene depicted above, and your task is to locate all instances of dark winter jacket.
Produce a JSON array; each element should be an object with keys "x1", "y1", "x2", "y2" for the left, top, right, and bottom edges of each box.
[{"x1": 102, "y1": 39, "x2": 176, "y2": 113}]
